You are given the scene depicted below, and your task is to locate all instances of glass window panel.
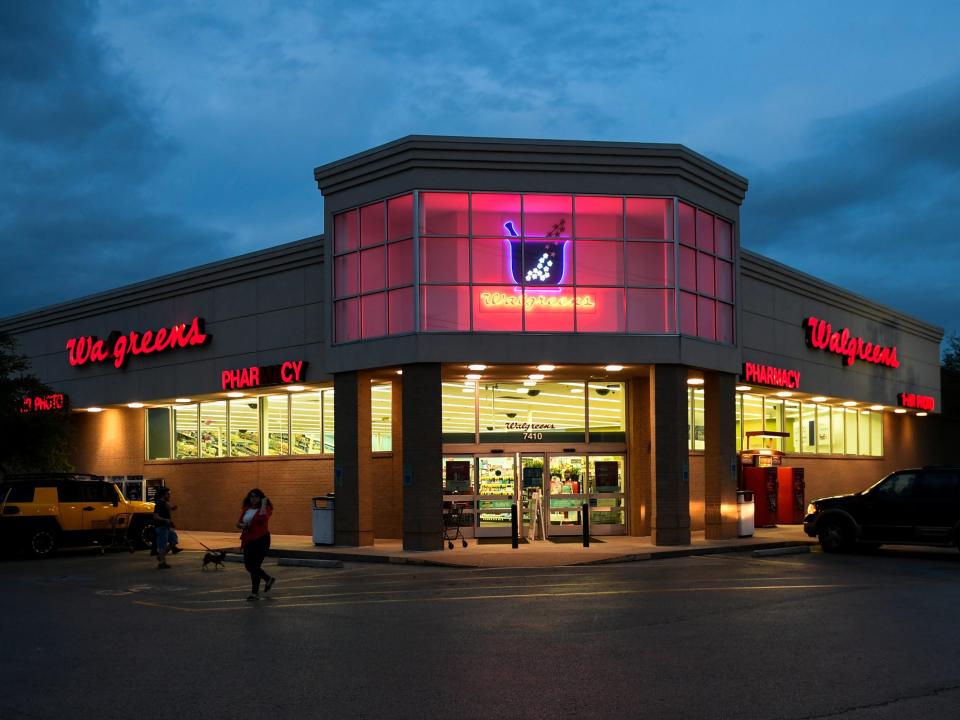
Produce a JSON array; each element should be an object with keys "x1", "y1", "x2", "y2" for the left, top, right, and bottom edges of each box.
[
  {"x1": 626, "y1": 242, "x2": 674, "y2": 287},
  {"x1": 741, "y1": 394, "x2": 763, "y2": 450},
  {"x1": 371, "y1": 383, "x2": 393, "y2": 452},
  {"x1": 574, "y1": 240, "x2": 623, "y2": 285},
  {"x1": 472, "y1": 193, "x2": 521, "y2": 236},
  {"x1": 679, "y1": 246, "x2": 696, "y2": 290},
  {"x1": 360, "y1": 201, "x2": 385, "y2": 247},
  {"x1": 199, "y1": 401, "x2": 227, "y2": 458},
  {"x1": 174, "y1": 403, "x2": 198, "y2": 459},
  {"x1": 717, "y1": 303, "x2": 734, "y2": 345},
  {"x1": 334, "y1": 209, "x2": 358, "y2": 253},
  {"x1": 735, "y1": 395, "x2": 742, "y2": 452},
  {"x1": 387, "y1": 194, "x2": 413, "y2": 241},
  {"x1": 870, "y1": 413, "x2": 883, "y2": 456},
  {"x1": 844, "y1": 409, "x2": 859, "y2": 455},
  {"x1": 692, "y1": 388, "x2": 705, "y2": 450},
  {"x1": 574, "y1": 196, "x2": 623, "y2": 238},
  {"x1": 334, "y1": 253, "x2": 358, "y2": 298},
  {"x1": 764, "y1": 398, "x2": 783, "y2": 451},
  {"x1": 443, "y1": 456, "x2": 476, "y2": 494},
  {"x1": 801, "y1": 403, "x2": 817, "y2": 454},
  {"x1": 146, "y1": 407, "x2": 171, "y2": 460},
  {"x1": 421, "y1": 237, "x2": 470, "y2": 283},
  {"x1": 697, "y1": 253, "x2": 716, "y2": 295},
  {"x1": 784, "y1": 401, "x2": 800, "y2": 453},
  {"x1": 421, "y1": 285, "x2": 470, "y2": 331},
  {"x1": 858, "y1": 412, "x2": 871, "y2": 456},
  {"x1": 831, "y1": 407, "x2": 845, "y2": 454},
  {"x1": 679, "y1": 291, "x2": 697, "y2": 335},
  {"x1": 715, "y1": 218, "x2": 733, "y2": 259},
  {"x1": 419, "y1": 192, "x2": 468, "y2": 236},
  {"x1": 479, "y1": 381, "x2": 584, "y2": 443},
  {"x1": 387, "y1": 239, "x2": 413, "y2": 287},
  {"x1": 524, "y1": 288, "x2": 574, "y2": 332},
  {"x1": 473, "y1": 286, "x2": 522, "y2": 332},
  {"x1": 588, "y1": 382, "x2": 625, "y2": 442},
  {"x1": 696, "y1": 209, "x2": 715, "y2": 253},
  {"x1": 360, "y1": 292, "x2": 387, "y2": 339},
  {"x1": 442, "y1": 382, "x2": 476, "y2": 443},
  {"x1": 292, "y1": 392, "x2": 323, "y2": 455},
  {"x1": 334, "y1": 298, "x2": 360, "y2": 343},
  {"x1": 627, "y1": 288, "x2": 675, "y2": 333},
  {"x1": 679, "y1": 202, "x2": 695, "y2": 246},
  {"x1": 322, "y1": 389, "x2": 335, "y2": 452},
  {"x1": 229, "y1": 398, "x2": 260, "y2": 457},
  {"x1": 521, "y1": 237, "x2": 570, "y2": 286},
  {"x1": 577, "y1": 287, "x2": 625, "y2": 333},
  {"x1": 523, "y1": 194, "x2": 572, "y2": 239},
  {"x1": 816, "y1": 405, "x2": 831, "y2": 454},
  {"x1": 626, "y1": 198, "x2": 673, "y2": 240},
  {"x1": 716, "y1": 260, "x2": 734, "y2": 302},
  {"x1": 388, "y1": 288, "x2": 414, "y2": 335},
  {"x1": 263, "y1": 395, "x2": 289, "y2": 456},
  {"x1": 697, "y1": 297, "x2": 716, "y2": 341},
  {"x1": 472, "y1": 237, "x2": 514, "y2": 284},
  {"x1": 360, "y1": 246, "x2": 386, "y2": 293}
]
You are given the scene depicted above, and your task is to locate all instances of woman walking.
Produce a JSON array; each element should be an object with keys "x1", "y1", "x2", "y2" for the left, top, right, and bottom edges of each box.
[{"x1": 236, "y1": 488, "x2": 275, "y2": 601}]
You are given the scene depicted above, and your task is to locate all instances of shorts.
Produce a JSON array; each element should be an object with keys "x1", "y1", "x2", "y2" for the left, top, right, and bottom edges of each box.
[{"x1": 155, "y1": 526, "x2": 179, "y2": 551}]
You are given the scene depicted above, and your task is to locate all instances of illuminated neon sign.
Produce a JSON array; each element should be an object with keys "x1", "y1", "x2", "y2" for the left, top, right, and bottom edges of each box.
[
  {"x1": 66, "y1": 316, "x2": 210, "y2": 369},
  {"x1": 20, "y1": 393, "x2": 67, "y2": 413},
  {"x1": 898, "y1": 393, "x2": 934, "y2": 411},
  {"x1": 221, "y1": 361, "x2": 307, "y2": 391},
  {"x1": 804, "y1": 317, "x2": 899, "y2": 368},
  {"x1": 743, "y1": 362, "x2": 800, "y2": 389}
]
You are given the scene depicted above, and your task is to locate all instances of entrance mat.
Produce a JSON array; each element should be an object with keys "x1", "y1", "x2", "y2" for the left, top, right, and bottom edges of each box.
[
  {"x1": 477, "y1": 537, "x2": 529, "y2": 545},
  {"x1": 547, "y1": 536, "x2": 606, "y2": 544}
]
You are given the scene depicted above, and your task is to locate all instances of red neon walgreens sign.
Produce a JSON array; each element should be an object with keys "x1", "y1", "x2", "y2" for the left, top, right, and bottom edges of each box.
[
  {"x1": 804, "y1": 317, "x2": 899, "y2": 368},
  {"x1": 66, "y1": 317, "x2": 210, "y2": 369}
]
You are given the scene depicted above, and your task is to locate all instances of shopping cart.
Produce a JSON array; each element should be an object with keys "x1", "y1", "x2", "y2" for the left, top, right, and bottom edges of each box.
[{"x1": 442, "y1": 500, "x2": 470, "y2": 549}]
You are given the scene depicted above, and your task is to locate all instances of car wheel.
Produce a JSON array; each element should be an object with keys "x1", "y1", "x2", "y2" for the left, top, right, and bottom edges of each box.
[
  {"x1": 27, "y1": 527, "x2": 59, "y2": 558},
  {"x1": 818, "y1": 519, "x2": 852, "y2": 553},
  {"x1": 130, "y1": 519, "x2": 155, "y2": 549}
]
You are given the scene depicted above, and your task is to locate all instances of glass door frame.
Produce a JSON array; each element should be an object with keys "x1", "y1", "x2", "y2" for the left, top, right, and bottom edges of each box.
[{"x1": 475, "y1": 454, "x2": 518, "y2": 537}]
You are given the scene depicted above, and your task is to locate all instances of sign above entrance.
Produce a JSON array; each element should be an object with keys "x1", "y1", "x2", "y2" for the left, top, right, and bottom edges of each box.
[
  {"x1": 742, "y1": 362, "x2": 801, "y2": 389},
  {"x1": 898, "y1": 392, "x2": 934, "y2": 411},
  {"x1": 20, "y1": 392, "x2": 67, "y2": 413},
  {"x1": 66, "y1": 316, "x2": 210, "y2": 369},
  {"x1": 221, "y1": 360, "x2": 307, "y2": 391},
  {"x1": 804, "y1": 316, "x2": 899, "y2": 368}
]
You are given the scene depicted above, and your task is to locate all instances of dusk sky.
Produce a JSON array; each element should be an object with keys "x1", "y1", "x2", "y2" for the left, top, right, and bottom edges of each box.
[{"x1": 2, "y1": 1, "x2": 960, "y2": 341}]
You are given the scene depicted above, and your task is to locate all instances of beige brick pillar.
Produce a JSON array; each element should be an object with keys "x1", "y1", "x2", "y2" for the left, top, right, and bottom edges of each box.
[
  {"x1": 627, "y1": 376, "x2": 651, "y2": 536},
  {"x1": 704, "y1": 371, "x2": 739, "y2": 539},
  {"x1": 333, "y1": 371, "x2": 375, "y2": 546},
  {"x1": 401, "y1": 363, "x2": 443, "y2": 551},
  {"x1": 650, "y1": 365, "x2": 691, "y2": 545}
]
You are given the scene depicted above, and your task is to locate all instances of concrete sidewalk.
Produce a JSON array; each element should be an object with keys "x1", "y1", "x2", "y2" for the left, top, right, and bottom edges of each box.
[{"x1": 176, "y1": 526, "x2": 815, "y2": 568}]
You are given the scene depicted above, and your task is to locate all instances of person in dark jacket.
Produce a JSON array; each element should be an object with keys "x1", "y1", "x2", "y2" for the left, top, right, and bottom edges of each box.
[{"x1": 236, "y1": 488, "x2": 275, "y2": 600}]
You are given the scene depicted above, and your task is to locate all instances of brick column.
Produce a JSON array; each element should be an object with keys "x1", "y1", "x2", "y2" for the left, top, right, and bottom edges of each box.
[
  {"x1": 333, "y1": 371, "x2": 374, "y2": 546},
  {"x1": 649, "y1": 365, "x2": 691, "y2": 546},
  {"x1": 704, "y1": 371, "x2": 739, "y2": 539},
  {"x1": 627, "y1": 376, "x2": 651, "y2": 536},
  {"x1": 401, "y1": 363, "x2": 443, "y2": 551}
]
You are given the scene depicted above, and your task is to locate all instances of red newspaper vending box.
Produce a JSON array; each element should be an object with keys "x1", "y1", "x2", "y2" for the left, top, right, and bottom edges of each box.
[
  {"x1": 742, "y1": 466, "x2": 778, "y2": 527},
  {"x1": 776, "y1": 467, "x2": 805, "y2": 524}
]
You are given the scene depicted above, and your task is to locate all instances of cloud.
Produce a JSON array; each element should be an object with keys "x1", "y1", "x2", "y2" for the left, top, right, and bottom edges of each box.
[{"x1": 0, "y1": 2, "x2": 231, "y2": 317}]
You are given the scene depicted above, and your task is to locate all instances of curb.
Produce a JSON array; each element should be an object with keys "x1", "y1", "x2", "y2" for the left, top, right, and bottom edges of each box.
[
  {"x1": 278, "y1": 557, "x2": 344, "y2": 569},
  {"x1": 573, "y1": 540, "x2": 817, "y2": 566},
  {"x1": 752, "y1": 545, "x2": 811, "y2": 557}
]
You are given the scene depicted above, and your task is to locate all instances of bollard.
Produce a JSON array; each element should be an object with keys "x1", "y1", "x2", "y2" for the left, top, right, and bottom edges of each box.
[
  {"x1": 511, "y1": 503, "x2": 519, "y2": 549},
  {"x1": 582, "y1": 502, "x2": 590, "y2": 547}
]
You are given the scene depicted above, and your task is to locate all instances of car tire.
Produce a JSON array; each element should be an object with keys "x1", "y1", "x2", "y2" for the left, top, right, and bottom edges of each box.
[
  {"x1": 27, "y1": 527, "x2": 59, "y2": 558},
  {"x1": 130, "y1": 519, "x2": 155, "y2": 550},
  {"x1": 818, "y1": 519, "x2": 852, "y2": 553}
]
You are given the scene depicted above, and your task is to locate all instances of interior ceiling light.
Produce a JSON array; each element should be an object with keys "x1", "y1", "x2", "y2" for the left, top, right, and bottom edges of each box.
[
  {"x1": 570, "y1": 387, "x2": 584, "y2": 394},
  {"x1": 916, "y1": 412, "x2": 928, "y2": 417},
  {"x1": 894, "y1": 408, "x2": 907, "y2": 414},
  {"x1": 841, "y1": 401, "x2": 857, "y2": 407},
  {"x1": 175, "y1": 398, "x2": 191, "y2": 403},
  {"x1": 687, "y1": 378, "x2": 704, "y2": 386},
  {"x1": 604, "y1": 364, "x2": 624, "y2": 372},
  {"x1": 529, "y1": 373, "x2": 545, "y2": 381},
  {"x1": 465, "y1": 373, "x2": 482, "y2": 380},
  {"x1": 775, "y1": 391, "x2": 793, "y2": 397},
  {"x1": 286, "y1": 385, "x2": 306, "y2": 392},
  {"x1": 86, "y1": 407, "x2": 103, "y2": 413},
  {"x1": 467, "y1": 364, "x2": 487, "y2": 371},
  {"x1": 127, "y1": 402, "x2": 144, "y2": 409},
  {"x1": 735, "y1": 385, "x2": 751, "y2": 392},
  {"x1": 461, "y1": 387, "x2": 476, "y2": 393},
  {"x1": 516, "y1": 388, "x2": 529, "y2": 394},
  {"x1": 870, "y1": 405, "x2": 884, "y2": 411},
  {"x1": 226, "y1": 392, "x2": 245, "y2": 399},
  {"x1": 523, "y1": 380, "x2": 537, "y2": 387},
  {"x1": 811, "y1": 396, "x2": 828, "y2": 403},
  {"x1": 536, "y1": 364, "x2": 556, "y2": 372}
]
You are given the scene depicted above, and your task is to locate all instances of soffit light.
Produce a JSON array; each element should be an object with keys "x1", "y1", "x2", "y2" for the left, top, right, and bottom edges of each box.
[
  {"x1": 894, "y1": 408, "x2": 907, "y2": 414},
  {"x1": 736, "y1": 385, "x2": 751, "y2": 392},
  {"x1": 775, "y1": 391, "x2": 793, "y2": 397},
  {"x1": 687, "y1": 378, "x2": 704, "y2": 386},
  {"x1": 870, "y1": 405, "x2": 884, "y2": 411},
  {"x1": 536, "y1": 364, "x2": 556, "y2": 372},
  {"x1": 127, "y1": 402, "x2": 144, "y2": 409},
  {"x1": 811, "y1": 396, "x2": 828, "y2": 403},
  {"x1": 175, "y1": 398, "x2": 191, "y2": 403},
  {"x1": 841, "y1": 401, "x2": 857, "y2": 407},
  {"x1": 604, "y1": 364, "x2": 624, "y2": 372},
  {"x1": 226, "y1": 392, "x2": 245, "y2": 399},
  {"x1": 467, "y1": 364, "x2": 487, "y2": 371},
  {"x1": 286, "y1": 385, "x2": 306, "y2": 392},
  {"x1": 396, "y1": 369, "x2": 403, "y2": 375},
  {"x1": 529, "y1": 373, "x2": 545, "y2": 381},
  {"x1": 465, "y1": 374, "x2": 482, "y2": 381},
  {"x1": 86, "y1": 407, "x2": 103, "y2": 413},
  {"x1": 916, "y1": 412, "x2": 928, "y2": 417}
]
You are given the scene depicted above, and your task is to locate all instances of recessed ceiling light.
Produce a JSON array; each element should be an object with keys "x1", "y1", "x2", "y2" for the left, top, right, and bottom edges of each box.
[
  {"x1": 467, "y1": 364, "x2": 487, "y2": 371},
  {"x1": 775, "y1": 391, "x2": 793, "y2": 397},
  {"x1": 870, "y1": 405, "x2": 884, "y2": 411},
  {"x1": 687, "y1": 378, "x2": 704, "y2": 386},
  {"x1": 286, "y1": 385, "x2": 306, "y2": 392},
  {"x1": 463, "y1": 380, "x2": 475, "y2": 387},
  {"x1": 127, "y1": 402, "x2": 144, "y2": 409},
  {"x1": 226, "y1": 392, "x2": 245, "y2": 399},
  {"x1": 736, "y1": 385, "x2": 751, "y2": 392},
  {"x1": 916, "y1": 412, "x2": 928, "y2": 417},
  {"x1": 523, "y1": 380, "x2": 537, "y2": 387},
  {"x1": 536, "y1": 364, "x2": 555, "y2": 372},
  {"x1": 841, "y1": 401, "x2": 857, "y2": 407},
  {"x1": 461, "y1": 387, "x2": 476, "y2": 393},
  {"x1": 570, "y1": 387, "x2": 583, "y2": 394},
  {"x1": 175, "y1": 398, "x2": 191, "y2": 403},
  {"x1": 86, "y1": 407, "x2": 103, "y2": 413},
  {"x1": 894, "y1": 408, "x2": 907, "y2": 414},
  {"x1": 811, "y1": 396, "x2": 828, "y2": 403},
  {"x1": 516, "y1": 388, "x2": 529, "y2": 394},
  {"x1": 529, "y1": 373, "x2": 545, "y2": 381},
  {"x1": 396, "y1": 369, "x2": 403, "y2": 375},
  {"x1": 604, "y1": 364, "x2": 623, "y2": 372},
  {"x1": 466, "y1": 373, "x2": 482, "y2": 381}
]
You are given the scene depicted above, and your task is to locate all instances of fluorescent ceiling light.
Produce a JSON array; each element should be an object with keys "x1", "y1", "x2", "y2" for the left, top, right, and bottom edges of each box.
[
  {"x1": 570, "y1": 388, "x2": 583, "y2": 394},
  {"x1": 466, "y1": 373, "x2": 482, "y2": 380},
  {"x1": 523, "y1": 380, "x2": 536, "y2": 387},
  {"x1": 529, "y1": 373, "x2": 545, "y2": 381}
]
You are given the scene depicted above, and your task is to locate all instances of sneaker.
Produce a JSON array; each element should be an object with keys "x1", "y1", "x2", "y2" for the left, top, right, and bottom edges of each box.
[
  {"x1": 246, "y1": 594, "x2": 260, "y2": 601},
  {"x1": 263, "y1": 577, "x2": 276, "y2": 594},
  {"x1": 157, "y1": 562, "x2": 172, "y2": 569},
  {"x1": 170, "y1": 546, "x2": 183, "y2": 554}
]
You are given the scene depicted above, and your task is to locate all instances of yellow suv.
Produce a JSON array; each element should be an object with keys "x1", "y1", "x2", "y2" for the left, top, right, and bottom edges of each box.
[{"x1": 0, "y1": 474, "x2": 156, "y2": 558}]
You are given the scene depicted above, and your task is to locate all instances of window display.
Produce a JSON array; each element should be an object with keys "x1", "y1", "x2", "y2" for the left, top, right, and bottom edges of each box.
[
  {"x1": 263, "y1": 395, "x2": 289, "y2": 456},
  {"x1": 292, "y1": 392, "x2": 323, "y2": 455},
  {"x1": 199, "y1": 401, "x2": 227, "y2": 458},
  {"x1": 229, "y1": 398, "x2": 260, "y2": 456},
  {"x1": 174, "y1": 404, "x2": 198, "y2": 459},
  {"x1": 371, "y1": 383, "x2": 393, "y2": 452}
]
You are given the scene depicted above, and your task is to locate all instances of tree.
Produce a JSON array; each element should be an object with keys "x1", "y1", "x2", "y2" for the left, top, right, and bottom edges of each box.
[
  {"x1": 0, "y1": 331, "x2": 74, "y2": 477},
  {"x1": 943, "y1": 333, "x2": 960, "y2": 372}
]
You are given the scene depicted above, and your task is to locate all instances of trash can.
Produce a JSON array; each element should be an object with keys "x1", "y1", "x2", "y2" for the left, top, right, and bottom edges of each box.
[
  {"x1": 737, "y1": 490, "x2": 755, "y2": 538},
  {"x1": 312, "y1": 494, "x2": 335, "y2": 545}
]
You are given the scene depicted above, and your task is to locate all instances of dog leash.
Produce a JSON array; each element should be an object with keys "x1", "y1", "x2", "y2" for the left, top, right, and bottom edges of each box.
[{"x1": 175, "y1": 528, "x2": 230, "y2": 554}]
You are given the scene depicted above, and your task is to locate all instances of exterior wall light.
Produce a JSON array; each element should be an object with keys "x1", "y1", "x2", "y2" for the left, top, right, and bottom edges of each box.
[
  {"x1": 775, "y1": 391, "x2": 793, "y2": 397},
  {"x1": 894, "y1": 408, "x2": 907, "y2": 414},
  {"x1": 870, "y1": 405, "x2": 884, "y2": 411},
  {"x1": 86, "y1": 407, "x2": 103, "y2": 413},
  {"x1": 286, "y1": 385, "x2": 306, "y2": 392},
  {"x1": 175, "y1": 398, "x2": 191, "y2": 403},
  {"x1": 467, "y1": 364, "x2": 487, "y2": 371},
  {"x1": 687, "y1": 378, "x2": 704, "y2": 385},
  {"x1": 916, "y1": 412, "x2": 928, "y2": 417},
  {"x1": 811, "y1": 396, "x2": 828, "y2": 402},
  {"x1": 841, "y1": 401, "x2": 857, "y2": 407},
  {"x1": 604, "y1": 364, "x2": 623, "y2": 372},
  {"x1": 226, "y1": 392, "x2": 245, "y2": 399},
  {"x1": 127, "y1": 402, "x2": 144, "y2": 409},
  {"x1": 736, "y1": 385, "x2": 751, "y2": 392}
]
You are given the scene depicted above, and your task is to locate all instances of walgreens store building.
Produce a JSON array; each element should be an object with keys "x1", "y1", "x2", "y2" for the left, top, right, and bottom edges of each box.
[{"x1": 2, "y1": 137, "x2": 944, "y2": 550}]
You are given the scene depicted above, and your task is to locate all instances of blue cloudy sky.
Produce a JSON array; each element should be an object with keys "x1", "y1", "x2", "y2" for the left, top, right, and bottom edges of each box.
[{"x1": 2, "y1": 1, "x2": 960, "y2": 339}]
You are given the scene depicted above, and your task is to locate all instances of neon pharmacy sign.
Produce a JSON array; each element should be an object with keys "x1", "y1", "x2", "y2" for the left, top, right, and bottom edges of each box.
[
  {"x1": 743, "y1": 362, "x2": 801, "y2": 389},
  {"x1": 66, "y1": 316, "x2": 210, "y2": 369},
  {"x1": 804, "y1": 317, "x2": 899, "y2": 368},
  {"x1": 221, "y1": 361, "x2": 307, "y2": 391}
]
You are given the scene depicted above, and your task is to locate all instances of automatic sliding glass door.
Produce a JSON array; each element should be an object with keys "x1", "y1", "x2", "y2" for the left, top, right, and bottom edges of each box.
[
  {"x1": 476, "y1": 455, "x2": 517, "y2": 537},
  {"x1": 546, "y1": 455, "x2": 586, "y2": 536}
]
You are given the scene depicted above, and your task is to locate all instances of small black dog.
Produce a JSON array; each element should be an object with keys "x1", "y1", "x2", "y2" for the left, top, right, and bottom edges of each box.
[{"x1": 202, "y1": 550, "x2": 228, "y2": 570}]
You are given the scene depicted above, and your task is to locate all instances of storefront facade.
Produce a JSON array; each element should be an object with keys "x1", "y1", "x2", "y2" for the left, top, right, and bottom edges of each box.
[{"x1": 1, "y1": 136, "x2": 943, "y2": 549}]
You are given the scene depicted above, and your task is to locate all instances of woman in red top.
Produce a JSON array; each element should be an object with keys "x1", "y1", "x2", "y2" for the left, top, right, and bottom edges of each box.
[{"x1": 236, "y1": 488, "x2": 275, "y2": 601}]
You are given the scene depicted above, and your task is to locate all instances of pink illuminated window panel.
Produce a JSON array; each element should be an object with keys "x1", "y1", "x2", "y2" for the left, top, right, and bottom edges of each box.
[
  {"x1": 523, "y1": 195, "x2": 572, "y2": 238},
  {"x1": 627, "y1": 198, "x2": 673, "y2": 240},
  {"x1": 627, "y1": 289, "x2": 676, "y2": 333},
  {"x1": 715, "y1": 218, "x2": 733, "y2": 259},
  {"x1": 388, "y1": 240, "x2": 413, "y2": 287},
  {"x1": 574, "y1": 196, "x2": 623, "y2": 238},
  {"x1": 577, "y1": 287, "x2": 625, "y2": 333},
  {"x1": 626, "y1": 242, "x2": 673, "y2": 287},
  {"x1": 421, "y1": 237, "x2": 469, "y2": 284},
  {"x1": 679, "y1": 292, "x2": 697, "y2": 336},
  {"x1": 717, "y1": 302, "x2": 734, "y2": 344},
  {"x1": 697, "y1": 297, "x2": 716, "y2": 341},
  {"x1": 360, "y1": 293, "x2": 387, "y2": 339},
  {"x1": 716, "y1": 260, "x2": 734, "y2": 302},
  {"x1": 387, "y1": 194, "x2": 413, "y2": 241},
  {"x1": 420, "y1": 286, "x2": 470, "y2": 331},
  {"x1": 679, "y1": 203, "x2": 695, "y2": 246},
  {"x1": 679, "y1": 246, "x2": 697, "y2": 291},
  {"x1": 472, "y1": 286, "x2": 522, "y2": 332},
  {"x1": 697, "y1": 253, "x2": 715, "y2": 296},
  {"x1": 388, "y1": 288, "x2": 414, "y2": 335},
  {"x1": 420, "y1": 193, "x2": 468, "y2": 236},
  {"x1": 472, "y1": 193, "x2": 521, "y2": 236},
  {"x1": 334, "y1": 299, "x2": 360, "y2": 343},
  {"x1": 334, "y1": 254, "x2": 359, "y2": 298},
  {"x1": 360, "y1": 246, "x2": 386, "y2": 293},
  {"x1": 524, "y1": 291, "x2": 575, "y2": 332},
  {"x1": 575, "y1": 241, "x2": 623, "y2": 285},
  {"x1": 360, "y1": 202, "x2": 385, "y2": 247},
  {"x1": 471, "y1": 237, "x2": 513, "y2": 284},
  {"x1": 696, "y1": 209, "x2": 714, "y2": 253},
  {"x1": 334, "y1": 210, "x2": 358, "y2": 253}
]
